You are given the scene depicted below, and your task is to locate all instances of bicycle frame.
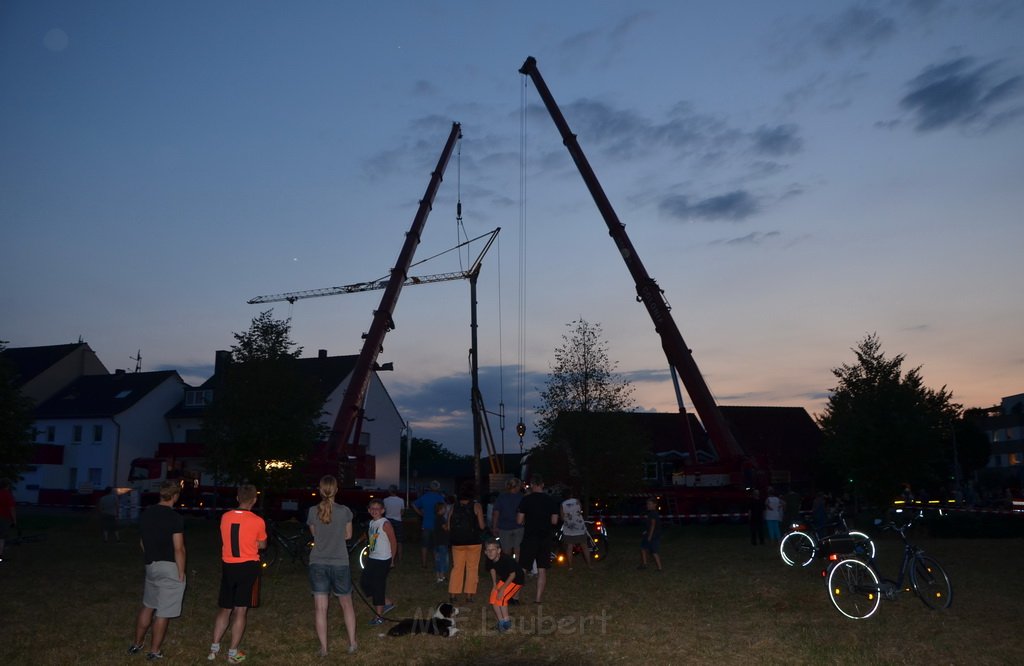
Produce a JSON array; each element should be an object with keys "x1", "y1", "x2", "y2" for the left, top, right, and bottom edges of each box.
[
  {"x1": 826, "y1": 513, "x2": 952, "y2": 619},
  {"x1": 780, "y1": 511, "x2": 875, "y2": 567}
]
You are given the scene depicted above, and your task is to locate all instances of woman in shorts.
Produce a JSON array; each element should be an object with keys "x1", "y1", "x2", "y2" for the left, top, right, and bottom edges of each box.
[{"x1": 306, "y1": 475, "x2": 357, "y2": 656}]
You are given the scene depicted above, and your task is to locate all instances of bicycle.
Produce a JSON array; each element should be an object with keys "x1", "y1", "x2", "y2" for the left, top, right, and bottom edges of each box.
[
  {"x1": 261, "y1": 519, "x2": 312, "y2": 569},
  {"x1": 779, "y1": 510, "x2": 875, "y2": 567},
  {"x1": 826, "y1": 513, "x2": 953, "y2": 620}
]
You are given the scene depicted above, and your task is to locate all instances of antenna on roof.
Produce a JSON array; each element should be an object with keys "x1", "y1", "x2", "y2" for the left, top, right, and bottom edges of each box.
[{"x1": 130, "y1": 349, "x2": 142, "y2": 373}]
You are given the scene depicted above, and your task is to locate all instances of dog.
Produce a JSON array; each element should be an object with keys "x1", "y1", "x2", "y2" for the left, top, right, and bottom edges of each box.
[{"x1": 386, "y1": 602, "x2": 460, "y2": 637}]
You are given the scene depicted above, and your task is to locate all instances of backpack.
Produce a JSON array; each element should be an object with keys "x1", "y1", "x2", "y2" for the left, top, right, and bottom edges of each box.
[{"x1": 449, "y1": 501, "x2": 480, "y2": 544}]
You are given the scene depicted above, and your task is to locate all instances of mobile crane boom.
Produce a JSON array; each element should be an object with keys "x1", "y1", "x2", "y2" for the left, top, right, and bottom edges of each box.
[
  {"x1": 518, "y1": 57, "x2": 744, "y2": 462},
  {"x1": 331, "y1": 121, "x2": 462, "y2": 479}
]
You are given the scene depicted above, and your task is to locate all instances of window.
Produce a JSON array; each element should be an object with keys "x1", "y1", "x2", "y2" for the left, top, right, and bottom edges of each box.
[
  {"x1": 72, "y1": 425, "x2": 82, "y2": 444},
  {"x1": 88, "y1": 468, "x2": 103, "y2": 486},
  {"x1": 69, "y1": 467, "x2": 78, "y2": 490},
  {"x1": 92, "y1": 425, "x2": 103, "y2": 442},
  {"x1": 185, "y1": 389, "x2": 213, "y2": 407},
  {"x1": 47, "y1": 425, "x2": 56, "y2": 442}
]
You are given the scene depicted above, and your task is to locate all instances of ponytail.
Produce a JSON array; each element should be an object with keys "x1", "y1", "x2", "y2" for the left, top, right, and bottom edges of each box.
[{"x1": 317, "y1": 475, "x2": 337, "y2": 524}]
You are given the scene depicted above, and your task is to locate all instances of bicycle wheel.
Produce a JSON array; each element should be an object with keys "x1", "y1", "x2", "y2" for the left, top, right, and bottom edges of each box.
[
  {"x1": 780, "y1": 531, "x2": 816, "y2": 567},
  {"x1": 358, "y1": 545, "x2": 369, "y2": 570},
  {"x1": 911, "y1": 555, "x2": 952, "y2": 610},
  {"x1": 827, "y1": 558, "x2": 881, "y2": 620},
  {"x1": 847, "y1": 531, "x2": 876, "y2": 560},
  {"x1": 261, "y1": 540, "x2": 280, "y2": 570}
]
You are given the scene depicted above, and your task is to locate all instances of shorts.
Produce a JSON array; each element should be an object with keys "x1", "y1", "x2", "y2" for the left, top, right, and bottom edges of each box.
[
  {"x1": 489, "y1": 580, "x2": 523, "y2": 607},
  {"x1": 561, "y1": 533, "x2": 590, "y2": 547},
  {"x1": 218, "y1": 560, "x2": 262, "y2": 609},
  {"x1": 309, "y1": 563, "x2": 352, "y2": 596},
  {"x1": 519, "y1": 533, "x2": 553, "y2": 570},
  {"x1": 388, "y1": 518, "x2": 404, "y2": 543},
  {"x1": 420, "y1": 527, "x2": 434, "y2": 548},
  {"x1": 142, "y1": 561, "x2": 186, "y2": 618},
  {"x1": 498, "y1": 527, "x2": 523, "y2": 552},
  {"x1": 641, "y1": 535, "x2": 661, "y2": 555}
]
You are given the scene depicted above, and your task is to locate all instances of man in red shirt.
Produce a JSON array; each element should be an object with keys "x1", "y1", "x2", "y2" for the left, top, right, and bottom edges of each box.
[{"x1": 207, "y1": 485, "x2": 266, "y2": 664}]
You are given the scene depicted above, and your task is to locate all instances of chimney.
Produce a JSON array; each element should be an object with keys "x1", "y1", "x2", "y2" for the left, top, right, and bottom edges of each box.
[
  {"x1": 214, "y1": 350, "x2": 231, "y2": 376},
  {"x1": 318, "y1": 349, "x2": 328, "y2": 360}
]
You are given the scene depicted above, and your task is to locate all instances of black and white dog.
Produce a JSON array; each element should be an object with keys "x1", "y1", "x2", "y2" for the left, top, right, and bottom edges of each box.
[{"x1": 386, "y1": 602, "x2": 460, "y2": 637}]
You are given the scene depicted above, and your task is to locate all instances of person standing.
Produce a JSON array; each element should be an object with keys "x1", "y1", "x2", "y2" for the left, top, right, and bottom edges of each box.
[
  {"x1": 447, "y1": 482, "x2": 485, "y2": 604},
  {"x1": 0, "y1": 479, "x2": 16, "y2": 563},
  {"x1": 763, "y1": 487, "x2": 785, "y2": 543},
  {"x1": 431, "y1": 501, "x2": 451, "y2": 584},
  {"x1": 747, "y1": 489, "x2": 765, "y2": 546},
  {"x1": 783, "y1": 488, "x2": 802, "y2": 531},
  {"x1": 559, "y1": 493, "x2": 591, "y2": 569},
  {"x1": 207, "y1": 485, "x2": 267, "y2": 664},
  {"x1": 516, "y1": 475, "x2": 559, "y2": 604},
  {"x1": 812, "y1": 491, "x2": 828, "y2": 535},
  {"x1": 99, "y1": 486, "x2": 122, "y2": 543},
  {"x1": 362, "y1": 499, "x2": 397, "y2": 625},
  {"x1": 411, "y1": 480, "x2": 444, "y2": 569},
  {"x1": 491, "y1": 477, "x2": 524, "y2": 560},
  {"x1": 639, "y1": 497, "x2": 663, "y2": 571},
  {"x1": 127, "y1": 480, "x2": 186, "y2": 660},
  {"x1": 306, "y1": 475, "x2": 357, "y2": 657},
  {"x1": 382, "y1": 485, "x2": 405, "y2": 567}
]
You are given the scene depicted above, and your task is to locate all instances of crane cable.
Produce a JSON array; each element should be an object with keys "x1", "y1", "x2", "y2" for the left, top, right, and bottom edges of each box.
[{"x1": 516, "y1": 73, "x2": 528, "y2": 450}]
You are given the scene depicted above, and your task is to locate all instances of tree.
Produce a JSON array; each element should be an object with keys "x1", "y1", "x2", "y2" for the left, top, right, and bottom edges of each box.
[
  {"x1": 401, "y1": 437, "x2": 471, "y2": 478},
  {"x1": 817, "y1": 334, "x2": 961, "y2": 506},
  {"x1": 0, "y1": 341, "x2": 35, "y2": 483},
  {"x1": 530, "y1": 319, "x2": 646, "y2": 508},
  {"x1": 202, "y1": 312, "x2": 327, "y2": 492}
]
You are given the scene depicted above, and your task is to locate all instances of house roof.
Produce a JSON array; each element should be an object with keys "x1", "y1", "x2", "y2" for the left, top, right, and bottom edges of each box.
[
  {"x1": 168, "y1": 353, "x2": 361, "y2": 419},
  {"x1": 719, "y1": 405, "x2": 823, "y2": 467},
  {"x1": 34, "y1": 370, "x2": 181, "y2": 419},
  {"x1": 1, "y1": 343, "x2": 93, "y2": 387},
  {"x1": 551, "y1": 407, "x2": 822, "y2": 466}
]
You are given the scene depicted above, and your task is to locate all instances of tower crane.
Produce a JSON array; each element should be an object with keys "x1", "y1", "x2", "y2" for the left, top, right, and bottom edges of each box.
[{"x1": 258, "y1": 121, "x2": 463, "y2": 486}]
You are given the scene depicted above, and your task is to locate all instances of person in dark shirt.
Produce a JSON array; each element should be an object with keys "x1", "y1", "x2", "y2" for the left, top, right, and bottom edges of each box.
[
  {"x1": 516, "y1": 475, "x2": 559, "y2": 604},
  {"x1": 127, "y1": 481, "x2": 186, "y2": 660},
  {"x1": 639, "y1": 497, "x2": 663, "y2": 571},
  {"x1": 484, "y1": 538, "x2": 524, "y2": 633}
]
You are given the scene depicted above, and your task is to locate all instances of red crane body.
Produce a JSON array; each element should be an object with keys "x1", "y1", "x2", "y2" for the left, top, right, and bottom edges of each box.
[
  {"x1": 518, "y1": 57, "x2": 746, "y2": 468},
  {"x1": 331, "y1": 122, "x2": 462, "y2": 482}
]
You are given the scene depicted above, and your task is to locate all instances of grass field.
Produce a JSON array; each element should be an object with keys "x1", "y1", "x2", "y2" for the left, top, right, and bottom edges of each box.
[{"x1": 1, "y1": 508, "x2": 1021, "y2": 665}]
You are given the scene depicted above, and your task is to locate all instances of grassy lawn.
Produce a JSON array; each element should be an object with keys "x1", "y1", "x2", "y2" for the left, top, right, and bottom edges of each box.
[{"x1": 1, "y1": 508, "x2": 1020, "y2": 664}]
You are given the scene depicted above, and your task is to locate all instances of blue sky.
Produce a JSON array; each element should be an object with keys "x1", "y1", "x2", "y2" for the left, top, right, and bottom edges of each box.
[{"x1": 2, "y1": 1, "x2": 1022, "y2": 456}]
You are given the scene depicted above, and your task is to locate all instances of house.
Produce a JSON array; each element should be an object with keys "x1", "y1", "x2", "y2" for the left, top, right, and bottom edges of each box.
[
  {"x1": 18, "y1": 370, "x2": 185, "y2": 504},
  {"x1": 973, "y1": 392, "x2": 1024, "y2": 488},
  {"x1": 161, "y1": 349, "x2": 405, "y2": 490},
  {"x1": 0, "y1": 342, "x2": 108, "y2": 404},
  {"x1": 543, "y1": 407, "x2": 822, "y2": 490}
]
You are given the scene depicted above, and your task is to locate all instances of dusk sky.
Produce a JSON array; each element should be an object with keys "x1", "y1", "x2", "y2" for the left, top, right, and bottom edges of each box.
[{"x1": 3, "y1": 1, "x2": 1022, "y2": 457}]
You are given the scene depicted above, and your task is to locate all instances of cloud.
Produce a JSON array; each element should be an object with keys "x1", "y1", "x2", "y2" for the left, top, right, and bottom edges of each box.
[
  {"x1": 712, "y1": 231, "x2": 782, "y2": 246},
  {"x1": 899, "y1": 57, "x2": 1024, "y2": 132},
  {"x1": 659, "y1": 190, "x2": 760, "y2": 222},
  {"x1": 814, "y1": 5, "x2": 898, "y2": 56},
  {"x1": 751, "y1": 124, "x2": 803, "y2": 157},
  {"x1": 389, "y1": 365, "x2": 546, "y2": 454}
]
